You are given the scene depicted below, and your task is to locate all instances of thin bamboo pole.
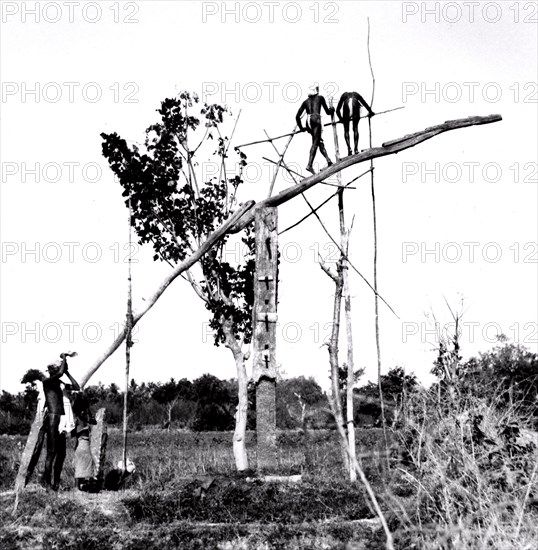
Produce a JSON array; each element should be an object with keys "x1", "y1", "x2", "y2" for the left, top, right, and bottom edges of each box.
[
  {"x1": 367, "y1": 17, "x2": 389, "y2": 457},
  {"x1": 265, "y1": 127, "x2": 296, "y2": 198},
  {"x1": 279, "y1": 168, "x2": 372, "y2": 236},
  {"x1": 122, "y1": 199, "x2": 133, "y2": 472},
  {"x1": 236, "y1": 106, "x2": 405, "y2": 149},
  {"x1": 262, "y1": 157, "x2": 356, "y2": 188}
]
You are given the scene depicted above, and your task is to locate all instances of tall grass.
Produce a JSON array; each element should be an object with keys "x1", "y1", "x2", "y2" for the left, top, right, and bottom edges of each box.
[
  {"x1": 389, "y1": 386, "x2": 538, "y2": 549},
  {"x1": 2, "y1": 389, "x2": 537, "y2": 550}
]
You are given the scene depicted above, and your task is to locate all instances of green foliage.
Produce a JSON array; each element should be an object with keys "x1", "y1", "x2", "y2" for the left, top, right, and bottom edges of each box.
[
  {"x1": 356, "y1": 366, "x2": 419, "y2": 425},
  {"x1": 275, "y1": 376, "x2": 328, "y2": 429},
  {"x1": 191, "y1": 375, "x2": 236, "y2": 431},
  {"x1": 460, "y1": 340, "x2": 538, "y2": 420},
  {"x1": 100, "y1": 91, "x2": 254, "y2": 345},
  {"x1": 391, "y1": 386, "x2": 538, "y2": 549}
]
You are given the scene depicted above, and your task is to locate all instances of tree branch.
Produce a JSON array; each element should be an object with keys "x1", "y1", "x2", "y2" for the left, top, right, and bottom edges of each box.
[
  {"x1": 81, "y1": 114, "x2": 501, "y2": 386},
  {"x1": 229, "y1": 114, "x2": 502, "y2": 233},
  {"x1": 80, "y1": 201, "x2": 255, "y2": 387}
]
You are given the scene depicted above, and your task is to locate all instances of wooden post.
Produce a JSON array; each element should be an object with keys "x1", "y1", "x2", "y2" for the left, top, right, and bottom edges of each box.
[
  {"x1": 14, "y1": 409, "x2": 46, "y2": 493},
  {"x1": 90, "y1": 408, "x2": 107, "y2": 490},
  {"x1": 252, "y1": 207, "x2": 278, "y2": 473}
]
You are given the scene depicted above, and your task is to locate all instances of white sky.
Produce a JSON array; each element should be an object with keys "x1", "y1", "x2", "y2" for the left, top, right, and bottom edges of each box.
[{"x1": 1, "y1": 1, "x2": 537, "y2": 394}]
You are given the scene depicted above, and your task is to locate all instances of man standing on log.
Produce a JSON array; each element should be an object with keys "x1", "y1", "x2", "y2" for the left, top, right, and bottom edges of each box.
[
  {"x1": 336, "y1": 91, "x2": 375, "y2": 156},
  {"x1": 296, "y1": 84, "x2": 334, "y2": 175},
  {"x1": 25, "y1": 352, "x2": 79, "y2": 490}
]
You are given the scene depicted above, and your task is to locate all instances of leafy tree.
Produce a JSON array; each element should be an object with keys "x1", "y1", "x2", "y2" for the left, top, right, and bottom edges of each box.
[
  {"x1": 191, "y1": 374, "x2": 236, "y2": 431},
  {"x1": 152, "y1": 378, "x2": 193, "y2": 429},
  {"x1": 357, "y1": 367, "x2": 418, "y2": 426},
  {"x1": 276, "y1": 376, "x2": 327, "y2": 429},
  {"x1": 101, "y1": 91, "x2": 255, "y2": 469},
  {"x1": 460, "y1": 338, "x2": 538, "y2": 418}
]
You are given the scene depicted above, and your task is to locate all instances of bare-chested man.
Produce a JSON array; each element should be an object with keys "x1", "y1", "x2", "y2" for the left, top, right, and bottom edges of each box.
[
  {"x1": 336, "y1": 91, "x2": 375, "y2": 156},
  {"x1": 295, "y1": 85, "x2": 334, "y2": 175},
  {"x1": 25, "y1": 351, "x2": 79, "y2": 490}
]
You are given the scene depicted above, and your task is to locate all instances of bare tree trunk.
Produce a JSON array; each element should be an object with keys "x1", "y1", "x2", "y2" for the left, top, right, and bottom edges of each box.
[
  {"x1": 321, "y1": 257, "x2": 348, "y2": 474},
  {"x1": 330, "y1": 97, "x2": 358, "y2": 482},
  {"x1": 343, "y1": 248, "x2": 357, "y2": 482},
  {"x1": 222, "y1": 316, "x2": 249, "y2": 471}
]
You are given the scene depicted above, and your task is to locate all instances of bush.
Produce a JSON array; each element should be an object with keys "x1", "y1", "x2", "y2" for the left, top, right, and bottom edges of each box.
[{"x1": 390, "y1": 387, "x2": 538, "y2": 549}]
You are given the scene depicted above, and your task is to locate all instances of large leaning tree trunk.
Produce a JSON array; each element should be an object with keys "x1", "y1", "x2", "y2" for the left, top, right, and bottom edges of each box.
[{"x1": 82, "y1": 114, "x2": 501, "y2": 387}]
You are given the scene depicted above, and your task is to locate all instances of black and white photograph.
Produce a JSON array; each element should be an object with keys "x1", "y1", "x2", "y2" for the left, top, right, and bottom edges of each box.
[{"x1": 1, "y1": 1, "x2": 537, "y2": 548}]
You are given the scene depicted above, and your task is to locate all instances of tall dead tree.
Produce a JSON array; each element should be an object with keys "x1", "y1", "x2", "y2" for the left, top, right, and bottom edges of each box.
[{"x1": 252, "y1": 207, "x2": 279, "y2": 473}]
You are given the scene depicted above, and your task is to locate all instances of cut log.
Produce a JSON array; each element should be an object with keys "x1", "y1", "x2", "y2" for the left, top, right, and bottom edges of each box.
[
  {"x1": 90, "y1": 408, "x2": 107, "y2": 489},
  {"x1": 14, "y1": 409, "x2": 46, "y2": 493},
  {"x1": 253, "y1": 208, "x2": 279, "y2": 473}
]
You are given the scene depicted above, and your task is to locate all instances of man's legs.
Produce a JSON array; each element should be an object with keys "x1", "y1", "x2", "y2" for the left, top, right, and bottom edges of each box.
[
  {"x1": 343, "y1": 119, "x2": 352, "y2": 156},
  {"x1": 306, "y1": 128, "x2": 318, "y2": 174},
  {"x1": 52, "y1": 431, "x2": 66, "y2": 490},
  {"x1": 42, "y1": 413, "x2": 61, "y2": 487},
  {"x1": 318, "y1": 138, "x2": 333, "y2": 166},
  {"x1": 352, "y1": 116, "x2": 360, "y2": 154},
  {"x1": 342, "y1": 104, "x2": 352, "y2": 156},
  {"x1": 25, "y1": 414, "x2": 47, "y2": 485},
  {"x1": 306, "y1": 118, "x2": 332, "y2": 174}
]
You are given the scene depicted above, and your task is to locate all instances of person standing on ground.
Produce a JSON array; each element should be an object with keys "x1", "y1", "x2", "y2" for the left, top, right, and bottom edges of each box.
[{"x1": 25, "y1": 351, "x2": 79, "y2": 490}]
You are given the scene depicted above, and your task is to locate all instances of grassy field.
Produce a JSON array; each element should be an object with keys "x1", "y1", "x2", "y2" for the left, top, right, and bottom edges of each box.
[
  {"x1": 1, "y1": 428, "x2": 389, "y2": 549},
  {"x1": 1, "y1": 410, "x2": 537, "y2": 550}
]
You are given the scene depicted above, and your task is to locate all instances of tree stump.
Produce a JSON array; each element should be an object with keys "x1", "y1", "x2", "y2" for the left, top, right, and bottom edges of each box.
[
  {"x1": 90, "y1": 408, "x2": 107, "y2": 489},
  {"x1": 252, "y1": 207, "x2": 278, "y2": 473},
  {"x1": 14, "y1": 409, "x2": 46, "y2": 492}
]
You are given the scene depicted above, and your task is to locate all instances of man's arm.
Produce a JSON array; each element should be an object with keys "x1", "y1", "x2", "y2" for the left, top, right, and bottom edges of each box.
[
  {"x1": 357, "y1": 92, "x2": 374, "y2": 116},
  {"x1": 64, "y1": 369, "x2": 81, "y2": 391},
  {"x1": 320, "y1": 96, "x2": 334, "y2": 117},
  {"x1": 336, "y1": 93, "x2": 347, "y2": 122},
  {"x1": 295, "y1": 101, "x2": 307, "y2": 131}
]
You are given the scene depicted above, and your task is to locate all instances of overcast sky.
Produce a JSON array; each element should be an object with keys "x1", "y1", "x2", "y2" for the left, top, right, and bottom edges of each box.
[{"x1": 1, "y1": 1, "x2": 537, "y2": 393}]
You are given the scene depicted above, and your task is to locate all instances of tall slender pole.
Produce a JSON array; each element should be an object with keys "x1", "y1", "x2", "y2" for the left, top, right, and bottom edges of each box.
[
  {"x1": 123, "y1": 198, "x2": 133, "y2": 471},
  {"x1": 331, "y1": 99, "x2": 357, "y2": 481},
  {"x1": 367, "y1": 18, "x2": 389, "y2": 456}
]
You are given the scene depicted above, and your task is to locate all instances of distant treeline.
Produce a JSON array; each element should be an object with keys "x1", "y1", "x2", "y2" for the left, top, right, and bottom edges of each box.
[{"x1": 1, "y1": 341, "x2": 536, "y2": 435}]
